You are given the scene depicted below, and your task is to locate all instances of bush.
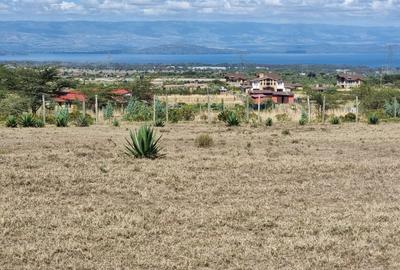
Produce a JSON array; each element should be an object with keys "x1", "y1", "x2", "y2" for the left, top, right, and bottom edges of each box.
[
  {"x1": 344, "y1": 112, "x2": 356, "y2": 122},
  {"x1": 276, "y1": 113, "x2": 290, "y2": 122},
  {"x1": 180, "y1": 105, "x2": 196, "y2": 121},
  {"x1": 250, "y1": 118, "x2": 259, "y2": 128},
  {"x1": 154, "y1": 119, "x2": 165, "y2": 127},
  {"x1": 6, "y1": 115, "x2": 18, "y2": 128},
  {"x1": 384, "y1": 99, "x2": 400, "y2": 117},
  {"x1": 0, "y1": 94, "x2": 30, "y2": 118},
  {"x1": 75, "y1": 114, "x2": 90, "y2": 127},
  {"x1": 330, "y1": 116, "x2": 341, "y2": 125},
  {"x1": 125, "y1": 125, "x2": 163, "y2": 159},
  {"x1": 103, "y1": 102, "x2": 114, "y2": 122},
  {"x1": 299, "y1": 110, "x2": 308, "y2": 125},
  {"x1": 46, "y1": 114, "x2": 56, "y2": 125},
  {"x1": 55, "y1": 108, "x2": 69, "y2": 127},
  {"x1": 218, "y1": 110, "x2": 230, "y2": 122},
  {"x1": 169, "y1": 109, "x2": 181, "y2": 123},
  {"x1": 368, "y1": 113, "x2": 379, "y2": 125},
  {"x1": 19, "y1": 113, "x2": 36, "y2": 127},
  {"x1": 124, "y1": 99, "x2": 152, "y2": 122},
  {"x1": 34, "y1": 118, "x2": 45, "y2": 128},
  {"x1": 112, "y1": 118, "x2": 120, "y2": 127},
  {"x1": 265, "y1": 117, "x2": 273, "y2": 127},
  {"x1": 195, "y1": 134, "x2": 213, "y2": 148},
  {"x1": 226, "y1": 111, "x2": 240, "y2": 126}
]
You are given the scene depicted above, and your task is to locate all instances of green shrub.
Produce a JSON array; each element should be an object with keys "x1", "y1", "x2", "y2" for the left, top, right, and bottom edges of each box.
[
  {"x1": 299, "y1": 110, "x2": 308, "y2": 125},
  {"x1": 112, "y1": 118, "x2": 120, "y2": 127},
  {"x1": 218, "y1": 110, "x2": 230, "y2": 122},
  {"x1": 34, "y1": 118, "x2": 45, "y2": 128},
  {"x1": 19, "y1": 113, "x2": 36, "y2": 127},
  {"x1": 103, "y1": 102, "x2": 114, "y2": 122},
  {"x1": 6, "y1": 115, "x2": 18, "y2": 128},
  {"x1": 125, "y1": 125, "x2": 163, "y2": 159},
  {"x1": 265, "y1": 117, "x2": 273, "y2": 127},
  {"x1": 276, "y1": 113, "x2": 290, "y2": 122},
  {"x1": 330, "y1": 116, "x2": 341, "y2": 125},
  {"x1": 75, "y1": 114, "x2": 90, "y2": 127},
  {"x1": 124, "y1": 99, "x2": 152, "y2": 122},
  {"x1": 250, "y1": 118, "x2": 259, "y2": 128},
  {"x1": 0, "y1": 94, "x2": 30, "y2": 117},
  {"x1": 180, "y1": 105, "x2": 196, "y2": 121},
  {"x1": 195, "y1": 134, "x2": 213, "y2": 148},
  {"x1": 154, "y1": 119, "x2": 165, "y2": 127},
  {"x1": 226, "y1": 111, "x2": 240, "y2": 126},
  {"x1": 344, "y1": 112, "x2": 356, "y2": 122},
  {"x1": 384, "y1": 99, "x2": 400, "y2": 117},
  {"x1": 55, "y1": 108, "x2": 69, "y2": 127},
  {"x1": 46, "y1": 115, "x2": 56, "y2": 125},
  {"x1": 368, "y1": 113, "x2": 379, "y2": 125},
  {"x1": 169, "y1": 109, "x2": 181, "y2": 123}
]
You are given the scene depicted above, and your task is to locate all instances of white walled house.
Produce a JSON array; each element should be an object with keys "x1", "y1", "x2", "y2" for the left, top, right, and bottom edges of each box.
[{"x1": 337, "y1": 73, "x2": 363, "y2": 89}]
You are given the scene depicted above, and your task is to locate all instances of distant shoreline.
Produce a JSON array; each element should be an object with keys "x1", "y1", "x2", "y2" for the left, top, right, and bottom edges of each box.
[{"x1": 0, "y1": 52, "x2": 398, "y2": 68}]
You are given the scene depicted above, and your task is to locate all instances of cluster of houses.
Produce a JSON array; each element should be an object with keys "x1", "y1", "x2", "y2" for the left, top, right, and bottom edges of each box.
[{"x1": 225, "y1": 71, "x2": 364, "y2": 104}]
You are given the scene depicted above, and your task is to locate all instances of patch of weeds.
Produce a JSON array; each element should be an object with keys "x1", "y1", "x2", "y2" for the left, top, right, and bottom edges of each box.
[{"x1": 195, "y1": 134, "x2": 213, "y2": 148}]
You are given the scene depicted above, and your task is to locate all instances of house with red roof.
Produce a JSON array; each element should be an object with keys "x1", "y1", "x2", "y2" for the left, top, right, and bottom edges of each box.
[{"x1": 54, "y1": 89, "x2": 86, "y2": 104}]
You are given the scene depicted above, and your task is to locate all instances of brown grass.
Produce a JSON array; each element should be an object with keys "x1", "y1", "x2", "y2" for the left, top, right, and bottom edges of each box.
[{"x1": 1, "y1": 123, "x2": 400, "y2": 269}]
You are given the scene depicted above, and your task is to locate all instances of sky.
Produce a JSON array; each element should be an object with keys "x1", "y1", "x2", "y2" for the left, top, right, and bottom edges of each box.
[{"x1": 0, "y1": 0, "x2": 399, "y2": 26}]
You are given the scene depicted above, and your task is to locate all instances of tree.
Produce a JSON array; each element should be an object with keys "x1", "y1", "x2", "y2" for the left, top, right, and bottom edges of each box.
[
  {"x1": 11, "y1": 67, "x2": 61, "y2": 114},
  {"x1": 130, "y1": 77, "x2": 155, "y2": 103}
]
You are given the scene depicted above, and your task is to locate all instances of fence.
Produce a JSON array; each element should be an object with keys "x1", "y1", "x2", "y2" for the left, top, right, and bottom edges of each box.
[{"x1": 24, "y1": 93, "x2": 362, "y2": 125}]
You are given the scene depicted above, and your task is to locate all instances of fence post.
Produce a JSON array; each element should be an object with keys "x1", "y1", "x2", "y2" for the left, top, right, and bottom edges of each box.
[
  {"x1": 356, "y1": 96, "x2": 359, "y2": 123},
  {"x1": 322, "y1": 95, "x2": 326, "y2": 124},
  {"x1": 307, "y1": 95, "x2": 311, "y2": 123},
  {"x1": 246, "y1": 95, "x2": 249, "y2": 123},
  {"x1": 82, "y1": 98, "x2": 86, "y2": 116},
  {"x1": 153, "y1": 95, "x2": 156, "y2": 124},
  {"x1": 42, "y1": 94, "x2": 46, "y2": 124},
  {"x1": 207, "y1": 93, "x2": 211, "y2": 124},
  {"x1": 258, "y1": 96, "x2": 261, "y2": 122},
  {"x1": 166, "y1": 94, "x2": 169, "y2": 123},
  {"x1": 95, "y1": 95, "x2": 98, "y2": 124},
  {"x1": 221, "y1": 98, "x2": 224, "y2": 111},
  {"x1": 394, "y1": 97, "x2": 397, "y2": 118}
]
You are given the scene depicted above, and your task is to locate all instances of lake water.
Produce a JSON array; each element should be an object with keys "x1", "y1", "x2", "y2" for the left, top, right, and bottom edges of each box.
[{"x1": 0, "y1": 53, "x2": 398, "y2": 67}]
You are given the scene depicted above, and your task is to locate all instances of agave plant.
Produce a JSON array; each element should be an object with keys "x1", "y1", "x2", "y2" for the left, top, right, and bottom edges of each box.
[
  {"x1": 154, "y1": 119, "x2": 165, "y2": 127},
  {"x1": 125, "y1": 125, "x2": 163, "y2": 159},
  {"x1": 34, "y1": 118, "x2": 45, "y2": 128},
  {"x1": 19, "y1": 113, "x2": 36, "y2": 127},
  {"x1": 226, "y1": 111, "x2": 240, "y2": 126},
  {"x1": 75, "y1": 114, "x2": 90, "y2": 127},
  {"x1": 55, "y1": 108, "x2": 69, "y2": 127},
  {"x1": 6, "y1": 115, "x2": 18, "y2": 128}
]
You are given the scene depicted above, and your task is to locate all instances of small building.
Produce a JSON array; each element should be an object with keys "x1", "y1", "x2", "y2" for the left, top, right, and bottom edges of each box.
[
  {"x1": 250, "y1": 90, "x2": 295, "y2": 104},
  {"x1": 337, "y1": 73, "x2": 363, "y2": 89},
  {"x1": 54, "y1": 89, "x2": 86, "y2": 104}
]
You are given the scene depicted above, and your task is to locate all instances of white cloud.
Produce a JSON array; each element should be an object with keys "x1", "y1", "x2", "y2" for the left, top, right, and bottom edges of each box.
[{"x1": 0, "y1": 0, "x2": 399, "y2": 25}]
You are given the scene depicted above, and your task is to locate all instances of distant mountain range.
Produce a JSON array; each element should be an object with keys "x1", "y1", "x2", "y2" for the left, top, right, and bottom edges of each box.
[{"x1": 0, "y1": 21, "x2": 399, "y2": 55}]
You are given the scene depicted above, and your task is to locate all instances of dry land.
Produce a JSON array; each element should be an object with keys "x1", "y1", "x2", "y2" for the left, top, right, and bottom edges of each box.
[{"x1": 1, "y1": 123, "x2": 400, "y2": 269}]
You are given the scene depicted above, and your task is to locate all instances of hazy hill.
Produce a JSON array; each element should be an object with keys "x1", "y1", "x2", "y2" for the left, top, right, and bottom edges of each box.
[{"x1": 0, "y1": 21, "x2": 399, "y2": 54}]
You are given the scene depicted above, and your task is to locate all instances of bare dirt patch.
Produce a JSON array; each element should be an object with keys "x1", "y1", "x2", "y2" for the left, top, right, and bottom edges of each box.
[{"x1": 1, "y1": 123, "x2": 400, "y2": 269}]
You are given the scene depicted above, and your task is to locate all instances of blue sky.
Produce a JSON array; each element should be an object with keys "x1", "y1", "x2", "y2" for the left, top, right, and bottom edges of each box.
[{"x1": 0, "y1": 0, "x2": 399, "y2": 26}]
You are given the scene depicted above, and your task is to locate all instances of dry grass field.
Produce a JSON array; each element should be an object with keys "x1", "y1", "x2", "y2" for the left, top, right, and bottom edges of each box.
[{"x1": 1, "y1": 123, "x2": 400, "y2": 269}]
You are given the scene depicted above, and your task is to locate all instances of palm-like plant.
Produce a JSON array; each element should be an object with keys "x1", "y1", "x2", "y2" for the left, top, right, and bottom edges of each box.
[
  {"x1": 125, "y1": 125, "x2": 163, "y2": 159},
  {"x1": 55, "y1": 108, "x2": 69, "y2": 127},
  {"x1": 19, "y1": 113, "x2": 35, "y2": 127},
  {"x1": 226, "y1": 111, "x2": 240, "y2": 126},
  {"x1": 6, "y1": 115, "x2": 18, "y2": 128}
]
